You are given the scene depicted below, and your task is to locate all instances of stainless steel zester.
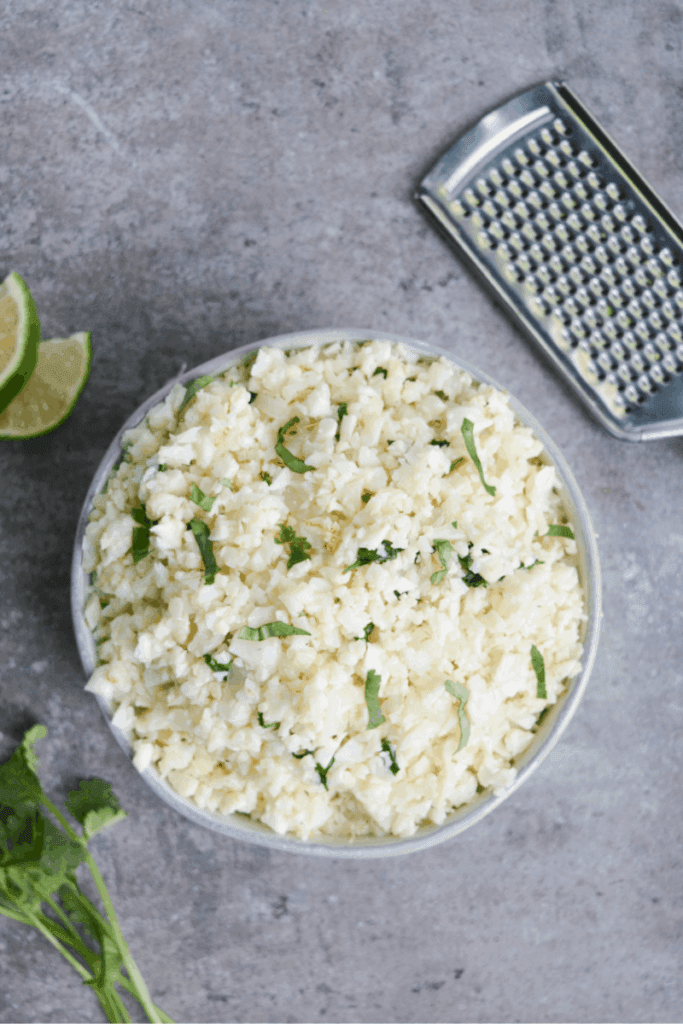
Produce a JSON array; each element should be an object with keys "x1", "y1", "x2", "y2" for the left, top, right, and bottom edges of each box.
[{"x1": 417, "y1": 80, "x2": 683, "y2": 441}]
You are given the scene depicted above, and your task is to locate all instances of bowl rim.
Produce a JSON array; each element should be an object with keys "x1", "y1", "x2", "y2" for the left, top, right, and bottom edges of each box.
[{"x1": 71, "y1": 326, "x2": 601, "y2": 858}]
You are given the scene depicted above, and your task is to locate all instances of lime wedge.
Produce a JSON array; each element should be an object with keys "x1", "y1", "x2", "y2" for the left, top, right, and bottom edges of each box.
[
  {"x1": 0, "y1": 272, "x2": 41, "y2": 414},
  {"x1": 0, "y1": 332, "x2": 91, "y2": 438}
]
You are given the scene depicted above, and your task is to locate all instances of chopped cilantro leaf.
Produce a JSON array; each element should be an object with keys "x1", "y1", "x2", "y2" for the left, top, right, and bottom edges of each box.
[
  {"x1": 530, "y1": 645, "x2": 547, "y2": 699},
  {"x1": 275, "y1": 416, "x2": 315, "y2": 473},
  {"x1": 520, "y1": 559, "x2": 544, "y2": 570},
  {"x1": 130, "y1": 503, "x2": 157, "y2": 563},
  {"x1": 260, "y1": 471, "x2": 272, "y2": 485},
  {"x1": 354, "y1": 622, "x2": 375, "y2": 642},
  {"x1": 315, "y1": 757, "x2": 335, "y2": 790},
  {"x1": 219, "y1": 477, "x2": 233, "y2": 490},
  {"x1": 461, "y1": 418, "x2": 496, "y2": 495},
  {"x1": 381, "y1": 738, "x2": 400, "y2": 776},
  {"x1": 204, "y1": 653, "x2": 232, "y2": 674},
  {"x1": 448, "y1": 457, "x2": 465, "y2": 475},
  {"x1": 535, "y1": 706, "x2": 550, "y2": 728},
  {"x1": 292, "y1": 749, "x2": 315, "y2": 759},
  {"x1": 361, "y1": 491, "x2": 372, "y2": 503},
  {"x1": 452, "y1": 521, "x2": 458, "y2": 529},
  {"x1": 190, "y1": 483, "x2": 216, "y2": 513},
  {"x1": 179, "y1": 374, "x2": 214, "y2": 413},
  {"x1": 335, "y1": 402, "x2": 348, "y2": 441},
  {"x1": 373, "y1": 366, "x2": 388, "y2": 378},
  {"x1": 257, "y1": 712, "x2": 280, "y2": 730},
  {"x1": 249, "y1": 391, "x2": 258, "y2": 403},
  {"x1": 430, "y1": 439, "x2": 450, "y2": 447},
  {"x1": 188, "y1": 518, "x2": 218, "y2": 584},
  {"x1": 546, "y1": 524, "x2": 575, "y2": 539},
  {"x1": 431, "y1": 538, "x2": 452, "y2": 585},
  {"x1": 364, "y1": 669, "x2": 385, "y2": 729},
  {"x1": 275, "y1": 523, "x2": 313, "y2": 569},
  {"x1": 435, "y1": 390, "x2": 448, "y2": 401},
  {"x1": 344, "y1": 540, "x2": 404, "y2": 573},
  {"x1": 157, "y1": 464, "x2": 167, "y2": 472},
  {"x1": 238, "y1": 622, "x2": 311, "y2": 640},
  {"x1": 445, "y1": 680, "x2": 471, "y2": 751},
  {"x1": 458, "y1": 547, "x2": 488, "y2": 588}
]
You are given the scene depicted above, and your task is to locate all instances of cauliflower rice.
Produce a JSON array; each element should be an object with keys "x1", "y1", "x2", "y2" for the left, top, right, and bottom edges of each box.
[{"x1": 83, "y1": 339, "x2": 585, "y2": 841}]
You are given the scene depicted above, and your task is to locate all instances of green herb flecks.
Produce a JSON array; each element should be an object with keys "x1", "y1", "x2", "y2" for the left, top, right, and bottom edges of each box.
[
  {"x1": 520, "y1": 559, "x2": 544, "y2": 571},
  {"x1": 458, "y1": 547, "x2": 488, "y2": 589},
  {"x1": 204, "y1": 653, "x2": 232, "y2": 675},
  {"x1": 373, "y1": 366, "x2": 388, "y2": 378},
  {"x1": 435, "y1": 390, "x2": 448, "y2": 401},
  {"x1": 447, "y1": 457, "x2": 465, "y2": 475},
  {"x1": 249, "y1": 391, "x2": 258, "y2": 404},
  {"x1": 461, "y1": 418, "x2": 496, "y2": 496},
  {"x1": 315, "y1": 757, "x2": 335, "y2": 790},
  {"x1": 178, "y1": 374, "x2": 214, "y2": 413},
  {"x1": 219, "y1": 477, "x2": 233, "y2": 490},
  {"x1": 354, "y1": 622, "x2": 375, "y2": 642},
  {"x1": 292, "y1": 749, "x2": 315, "y2": 759},
  {"x1": 344, "y1": 540, "x2": 404, "y2": 573},
  {"x1": 257, "y1": 712, "x2": 280, "y2": 730},
  {"x1": 275, "y1": 417, "x2": 315, "y2": 474},
  {"x1": 445, "y1": 680, "x2": 471, "y2": 751},
  {"x1": 190, "y1": 483, "x2": 216, "y2": 513},
  {"x1": 364, "y1": 669, "x2": 385, "y2": 730},
  {"x1": 361, "y1": 491, "x2": 372, "y2": 503},
  {"x1": 238, "y1": 622, "x2": 311, "y2": 641},
  {"x1": 431, "y1": 538, "x2": 452, "y2": 585},
  {"x1": 0, "y1": 726, "x2": 172, "y2": 1023},
  {"x1": 157, "y1": 464, "x2": 167, "y2": 472},
  {"x1": 130, "y1": 504, "x2": 157, "y2": 564},
  {"x1": 275, "y1": 523, "x2": 313, "y2": 569},
  {"x1": 531, "y1": 644, "x2": 547, "y2": 699},
  {"x1": 335, "y1": 402, "x2": 348, "y2": 442},
  {"x1": 546, "y1": 524, "x2": 575, "y2": 539},
  {"x1": 188, "y1": 518, "x2": 218, "y2": 584},
  {"x1": 260, "y1": 471, "x2": 272, "y2": 485},
  {"x1": 381, "y1": 738, "x2": 400, "y2": 776},
  {"x1": 430, "y1": 439, "x2": 450, "y2": 447}
]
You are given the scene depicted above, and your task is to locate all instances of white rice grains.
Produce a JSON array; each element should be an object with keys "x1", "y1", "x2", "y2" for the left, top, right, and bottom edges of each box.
[{"x1": 83, "y1": 340, "x2": 585, "y2": 841}]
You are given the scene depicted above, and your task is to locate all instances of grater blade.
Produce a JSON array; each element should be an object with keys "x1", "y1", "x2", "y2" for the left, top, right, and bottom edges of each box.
[{"x1": 417, "y1": 80, "x2": 683, "y2": 441}]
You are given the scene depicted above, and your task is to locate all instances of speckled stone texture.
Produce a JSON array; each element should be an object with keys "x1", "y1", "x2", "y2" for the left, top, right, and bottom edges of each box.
[{"x1": 1, "y1": 2, "x2": 682, "y2": 1022}]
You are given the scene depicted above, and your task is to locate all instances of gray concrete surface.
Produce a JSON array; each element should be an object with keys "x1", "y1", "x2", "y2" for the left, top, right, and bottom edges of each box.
[{"x1": 1, "y1": 2, "x2": 682, "y2": 1021}]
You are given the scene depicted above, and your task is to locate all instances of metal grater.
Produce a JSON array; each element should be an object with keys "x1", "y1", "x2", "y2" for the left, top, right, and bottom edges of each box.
[{"x1": 417, "y1": 80, "x2": 683, "y2": 441}]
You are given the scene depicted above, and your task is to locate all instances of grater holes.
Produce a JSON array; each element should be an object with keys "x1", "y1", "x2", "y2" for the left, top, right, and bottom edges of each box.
[
  {"x1": 493, "y1": 188, "x2": 510, "y2": 208},
  {"x1": 640, "y1": 236, "x2": 655, "y2": 257},
  {"x1": 612, "y1": 203, "x2": 628, "y2": 223},
  {"x1": 553, "y1": 170, "x2": 570, "y2": 189},
  {"x1": 565, "y1": 160, "x2": 585, "y2": 179},
  {"x1": 586, "y1": 171, "x2": 603, "y2": 191},
  {"x1": 625, "y1": 246, "x2": 642, "y2": 266},
  {"x1": 501, "y1": 157, "x2": 516, "y2": 177},
  {"x1": 605, "y1": 182, "x2": 620, "y2": 202},
  {"x1": 631, "y1": 214, "x2": 648, "y2": 234},
  {"x1": 475, "y1": 177, "x2": 491, "y2": 196},
  {"x1": 578, "y1": 150, "x2": 595, "y2": 169},
  {"x1": 514, "y1": 147, "x2": 530, "y2": 167},
  {"x1": 554, "y1": 118, "x2": 569, "y2": 136},
  {"x1": 488, "y1": 168, "x2": 505, "y2": 188},
  {"x1": 659, "y1": 247, "x2": 675, "y2": 267},
  {"x1": 463, "y1": 187, "x2": 481, "y2": 208},
  {"x1": 545, "y1": 149, "x2": 562, "y2": 169},
  {"x1": 527, "y1": 138, "x2": 543, "y2": 158},
  {"x1": 533, "y1": 158, "x2": 552, "y2": 178},
  {"x1": 667, "y1": 267, "x2": 682, "y2": 287},
  {"x1": 573, "y1": 181, "x2": 590, "y2": 202}
]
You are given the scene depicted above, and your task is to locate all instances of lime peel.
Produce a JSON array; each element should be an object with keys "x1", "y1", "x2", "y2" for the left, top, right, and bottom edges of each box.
[
  {"x1": 0, "y1": 332, "x2": 91, "y2": 438},
  {"x1": 0, "y1": 272, "x2": 41, "y2": 415}
]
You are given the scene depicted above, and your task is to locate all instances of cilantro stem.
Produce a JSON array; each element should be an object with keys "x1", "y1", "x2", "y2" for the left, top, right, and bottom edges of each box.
[
  {"x1": 41, "y1": 793, "x2": 163, "y2": 1024},
  {"x1": 24, "y1": 907, "x2": 93, "y2": 981}
]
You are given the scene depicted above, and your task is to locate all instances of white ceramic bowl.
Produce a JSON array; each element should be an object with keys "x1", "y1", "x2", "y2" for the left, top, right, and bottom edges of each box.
[{"x1": 71, "y1": 328, "x2": 601, "y2": 858}]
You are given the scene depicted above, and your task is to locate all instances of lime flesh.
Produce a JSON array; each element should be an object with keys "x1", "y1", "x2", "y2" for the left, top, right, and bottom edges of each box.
[{"x1": 0, "y1": 332, "x2": 91, "y2": 438}]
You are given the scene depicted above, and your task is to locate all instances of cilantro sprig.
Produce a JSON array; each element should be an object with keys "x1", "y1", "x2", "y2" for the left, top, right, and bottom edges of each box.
[
  {"x1": 354, "y1": 622, "x2": 375, "y2": 642},
  {"x1": 275, "y1": 523, "x2": 313, "y2": 569},
  {"x1": 275, "y1": 417, "x2": 315, "y2": 473},
  {"x1": 344, "y1": 540, "x2": 404, "y2": 573},
  {"x1": 0, "y1": 726, "x2": 173, "y2": 1023},
  {"x1": 204, "y1": 653, "x2": 232, "y2": 676},
  {"x1": 461, "y1": 418, "x2": 496, "y2": 496}
]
